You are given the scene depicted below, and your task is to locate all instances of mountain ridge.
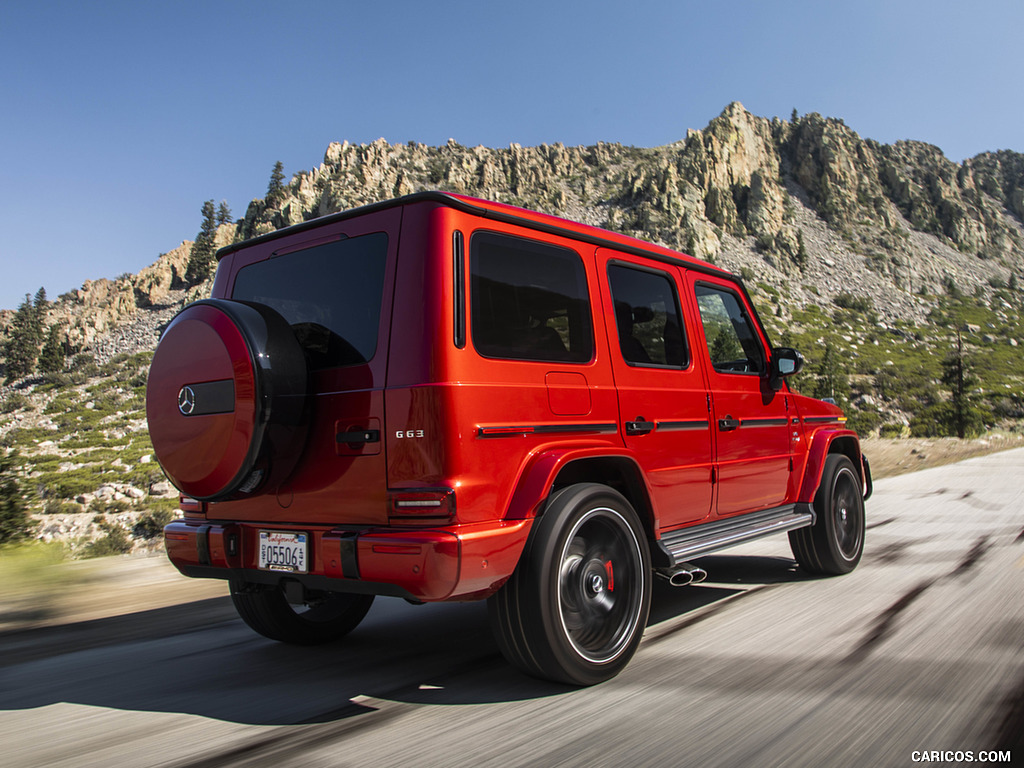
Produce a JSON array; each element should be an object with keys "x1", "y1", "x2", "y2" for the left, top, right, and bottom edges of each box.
[{"x1": 3, "y1": 102, "x2": 1022, "y2": 337}]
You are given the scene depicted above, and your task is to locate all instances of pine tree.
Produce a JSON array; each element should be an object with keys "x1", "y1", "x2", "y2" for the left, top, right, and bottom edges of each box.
[
  {"x1": 38, "y1": 323, "x2": 67, "y2": 374},
  {"x1": 812, "y1": 342, "x2": 849, "y2": 405},
  {"x1": 185, "y1": 200, "x2": 219, "y2": 285},
  {"x1": 2, "y1": 293, "x2": 45, "y2": 383},
  {"x1": 0, "y1": 450, "x2": 32, "y2": 546},
  {"x1": 33, "y1": 287, "x2": 48, "y2": 320},
  {"x1": 941, "y1": 331, "x2": 987, "y2": 438},
  {"x1": 216, "y1": 200, "x2": 233, "y2": 226},
  {"x1": 267, "y1": 161, "x2": 286, "y2": 204}
]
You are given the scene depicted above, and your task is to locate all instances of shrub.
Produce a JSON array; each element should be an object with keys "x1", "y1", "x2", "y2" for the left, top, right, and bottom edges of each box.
[
  {"x1": 1, "y1": 392, "x2": 29, "y2": 413},
  {"x1": 833, "y1": 292, "x2": 874, "y2": 312},
  {"x1": 43, "y1": 500, "x2": 83, "y2": 515},
  {"x1": 846, "y1": 408, "x2": 881, "y2": 436},
  {"x1": 133, "y1": 508, "x2": 176, "y2": 539},
  {"x1": 879, "y1": 422, "x2": 907, "y2": 438},
  {"x1": 89, "y1": 498, "x2": 131, "y2": 515},
  {"x1": 83, "y1": 519, "x2": 133, "y2": 558}
]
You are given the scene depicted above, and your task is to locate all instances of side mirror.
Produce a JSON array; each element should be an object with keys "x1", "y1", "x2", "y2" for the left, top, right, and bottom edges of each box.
[{"x1": 769, "y1": 347, "x2": 804, "y2": 391}]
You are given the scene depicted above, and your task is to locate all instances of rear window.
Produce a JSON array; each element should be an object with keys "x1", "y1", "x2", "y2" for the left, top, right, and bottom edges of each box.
[
  {"x1": 470, "y1": 232, "x2": 593, "y2": 363},
  {"x1": 231, "y1": 232, "x2": 388, "y2": 369}
]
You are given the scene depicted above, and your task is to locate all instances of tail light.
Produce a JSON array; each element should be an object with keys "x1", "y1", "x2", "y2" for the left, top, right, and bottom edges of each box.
[
  {"x1": 388, "y1": 488, "x2": 456, "y2": 525},
  {"x1": 179, "y1": 495, "x2": 207, "y2": 518}
]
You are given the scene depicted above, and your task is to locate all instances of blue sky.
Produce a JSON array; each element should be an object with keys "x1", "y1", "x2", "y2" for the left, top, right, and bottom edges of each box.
[{"x1": 2, "y1": 0, "x2": 1021, "y2": 311}]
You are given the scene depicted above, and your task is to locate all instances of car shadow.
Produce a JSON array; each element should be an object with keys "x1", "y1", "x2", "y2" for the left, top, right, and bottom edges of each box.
[
  {"x1": 694, "y1": 554, "x2": 810, "y2": 585},
  {"x1": 0, "y1": 555, "x2": 808, "y2": 725}
]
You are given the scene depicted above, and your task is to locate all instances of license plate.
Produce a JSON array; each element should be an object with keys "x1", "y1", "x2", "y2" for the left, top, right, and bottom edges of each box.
[{"x1": 258, "y1": 531, "x2": 308, "y2": 573}]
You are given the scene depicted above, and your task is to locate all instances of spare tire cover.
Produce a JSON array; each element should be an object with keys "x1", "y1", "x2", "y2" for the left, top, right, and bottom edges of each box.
[{"x1": 146, "y1": 299, "x2": 308, "y2": 501}]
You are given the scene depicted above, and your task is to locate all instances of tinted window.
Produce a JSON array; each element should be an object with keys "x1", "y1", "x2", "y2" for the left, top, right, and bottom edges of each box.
[
  {"x1": 694, "y1": 284, "x2": 764, "y2": 374},
  {"x1": 470, "y1": 232, "x2": 593, "y2": 363},
  {"x1": 608, "y1": 264, "x2": 687, "y2": 367},
  {"x1": 232, "y1": 233, "x2": 388, "y2": 369}
]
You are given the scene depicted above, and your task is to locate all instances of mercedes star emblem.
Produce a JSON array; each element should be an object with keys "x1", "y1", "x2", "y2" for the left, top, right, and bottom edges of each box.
[{"x1": 178, "y1": 386, "x2": 196, "y2": 415}]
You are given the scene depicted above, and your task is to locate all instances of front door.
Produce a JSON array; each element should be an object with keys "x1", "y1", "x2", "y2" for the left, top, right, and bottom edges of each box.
[{"x1": 687, "y1": 275, "x2": 792, "y2": 517}]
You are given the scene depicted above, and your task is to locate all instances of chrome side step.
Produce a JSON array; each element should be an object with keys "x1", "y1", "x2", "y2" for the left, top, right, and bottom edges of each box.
[{"x1": 656, "y1": 505, "x2": 814, "y2": 565}]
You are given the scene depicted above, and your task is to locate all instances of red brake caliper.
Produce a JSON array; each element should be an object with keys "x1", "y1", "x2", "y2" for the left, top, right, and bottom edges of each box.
[{"x1": 605, "y1": 560, "x2": 614, "y2": 592}]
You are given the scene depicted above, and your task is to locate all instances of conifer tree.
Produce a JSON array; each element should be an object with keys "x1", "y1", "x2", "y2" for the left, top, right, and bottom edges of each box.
[
  {"x1": 0, "y1": 449, "x2": 32, "y2": 546},
  {"x1": 2, "y1": 293, "x2": 45, "y2": 382},
  {"x1": 33, "y1": 287, "x2": 48, "y2": 320},
  {"x1": 267, "y1": 161, "x2": 286, "y2": 204},
  {"x1": 38, "y1": 323, "x2": 67, "y2": 374},
  {"x1": 942, "y1": 331, "x2": 986, "y2": 438},
  {"x1": 217, "y1": 200, "x2": 233, "y2": 226},
  {"x1": 185, "y1": 200, "x2": 219, "y2": 285}
]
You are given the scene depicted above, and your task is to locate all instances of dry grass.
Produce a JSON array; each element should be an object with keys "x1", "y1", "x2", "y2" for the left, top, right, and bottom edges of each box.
[{"x1": 862, "y1": 432, "x2": 1024, "y2": 479}]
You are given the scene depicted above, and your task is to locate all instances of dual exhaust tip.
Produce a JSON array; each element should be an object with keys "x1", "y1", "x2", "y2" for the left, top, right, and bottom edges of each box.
[{"x1": 656, "y1": 562, "x2": 708, "y2": 587}]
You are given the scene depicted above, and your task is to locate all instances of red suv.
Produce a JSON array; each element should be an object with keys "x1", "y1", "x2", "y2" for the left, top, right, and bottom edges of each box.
[{"x1": 147, "y1": 192, "x2": 870, "y2": 685}]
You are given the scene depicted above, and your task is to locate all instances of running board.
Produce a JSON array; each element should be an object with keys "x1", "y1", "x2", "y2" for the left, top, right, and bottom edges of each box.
[{"x1": 655, "y1": 505, "x2": 814, "y2": 566}]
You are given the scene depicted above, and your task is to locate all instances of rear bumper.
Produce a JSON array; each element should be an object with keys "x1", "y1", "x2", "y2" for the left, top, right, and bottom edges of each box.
[{"x1": 164, "y1": 518, "x2": 532, "y2": 602}]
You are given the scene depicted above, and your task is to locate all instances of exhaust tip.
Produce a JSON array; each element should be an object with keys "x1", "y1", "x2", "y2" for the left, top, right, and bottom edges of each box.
[
  {"x1": 668, "y1": 569, "x2": 693, "y2": 587},
  {"x1": 656, "y1": 563, "x2": 708, "y2": 587},
  {"x1": 656, "y1": 567, "x2": 694, "y2": 587}
]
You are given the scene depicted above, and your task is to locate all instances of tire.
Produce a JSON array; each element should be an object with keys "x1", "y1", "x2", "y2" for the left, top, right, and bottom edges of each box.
[
  {"x1": 230, "y1": 582, "x2": 374, "y2": 645},
  {"x1": 488, "y1": 483, "x2": 652, "y2": 686},
  {"x1": 790, "y1": 454, "x2": 865, "y2": 575},
  {"x1": 147, "y1": 299, "x2": 309, "y2": 501}
]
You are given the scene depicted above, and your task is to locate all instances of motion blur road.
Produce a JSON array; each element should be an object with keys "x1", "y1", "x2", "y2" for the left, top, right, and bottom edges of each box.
[{"x1": 2, "y1": 449, "x2": 1023, "y2": 768}]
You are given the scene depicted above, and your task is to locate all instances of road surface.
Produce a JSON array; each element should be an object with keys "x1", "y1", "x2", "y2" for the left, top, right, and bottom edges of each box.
[{"x1": 2, "y1": 448, "x2": 1022, "y2": 767}]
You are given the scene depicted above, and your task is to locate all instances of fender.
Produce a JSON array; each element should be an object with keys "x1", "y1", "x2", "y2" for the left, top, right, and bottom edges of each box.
[
  {"x1": 503, "y1": 444, "x2": 654, "y2": 523},
  {"x1": 797, "y1": 427, "x2": 867, "y2": 504}
]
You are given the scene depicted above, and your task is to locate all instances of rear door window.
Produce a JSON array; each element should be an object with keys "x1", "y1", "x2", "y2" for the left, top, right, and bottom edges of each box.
[
  {"x1": 470, "y1": 232, "x2": 593, "y2": 363},
  {"x1": 232, "y1": 232, "x2": 388, "y2": 369},
  {"x1": 607, "y1": 263, "x2": 688, "y2": 367}
]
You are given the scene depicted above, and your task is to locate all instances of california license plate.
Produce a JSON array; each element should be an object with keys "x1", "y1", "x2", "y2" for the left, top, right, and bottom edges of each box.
[{"x1": 258, "y1": 531, "x2": 308, "y2": 573}]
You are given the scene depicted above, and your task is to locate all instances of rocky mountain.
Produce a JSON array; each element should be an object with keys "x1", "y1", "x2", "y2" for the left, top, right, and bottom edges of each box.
[
  {"x1": 1, "y1": 102, "x2": 1023, "y2": 553},
  {"x1": 6, "y1": 101, "x2": 1022, "y2": 349}
]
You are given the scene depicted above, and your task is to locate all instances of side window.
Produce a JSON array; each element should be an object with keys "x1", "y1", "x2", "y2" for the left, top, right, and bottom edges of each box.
[
  {"x1": 470, "y1": 232, "x2": 593, "y2": 363},
  {"x1": 694, "y1": 284, "x2": 765, "y2": 374},
  {"x1": 607, "y1": 264, "x2": 687, "y2": 367}
]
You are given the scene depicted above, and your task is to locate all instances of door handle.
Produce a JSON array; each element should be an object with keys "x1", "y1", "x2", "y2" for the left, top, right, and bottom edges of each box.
[
  {"x1": 718, "y1": 416, "x2": 740, "y2": 431},
  {"x1": 336, "y1": 429, "x2": 380, "y2": 445},
  {"x1": 625, "y1": 419, "x2": 656, "y2": 436}
]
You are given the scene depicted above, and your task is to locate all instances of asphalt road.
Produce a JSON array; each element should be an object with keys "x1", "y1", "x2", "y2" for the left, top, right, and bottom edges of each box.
[{"x1": 2, "y1": 449, "x2": 1023, "y2": 768}]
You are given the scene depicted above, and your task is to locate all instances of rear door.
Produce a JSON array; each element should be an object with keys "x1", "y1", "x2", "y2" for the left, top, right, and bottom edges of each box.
[
  {"x1": 214, "y1": 207, "x2": 402, "y2": 524},
  {"x1": 685, "y1": 273, "x2": 792, "y2": 517},
  {"x1": 596, "y1": 248, "x2": 713, "y2": 531}
]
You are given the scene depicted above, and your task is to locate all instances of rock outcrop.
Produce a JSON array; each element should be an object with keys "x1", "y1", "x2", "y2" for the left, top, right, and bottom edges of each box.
[{"x1": 4, "y1": 102, "x2": 1023, "y2": 359}]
